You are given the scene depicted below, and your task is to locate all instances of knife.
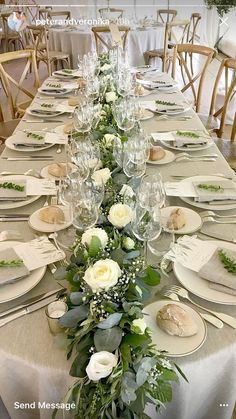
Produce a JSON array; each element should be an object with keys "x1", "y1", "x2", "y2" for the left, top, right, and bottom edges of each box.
[
  {"x1": 22, "y1": 120, "x2": 64, "y2": 123},
  {"x1": 4, "y1": 157, "x2": 54, "y2": 161},
  {"x1": 0, "y1": 288, "x2": 65, "y2": 319},
  {"x1": 0, "y1": 217, "x2": 29, "y2": 221},
  {"x1": 199, "y1": 230, "x2": 236, "y2": 243},
  {"x1": 0, "y1": 294, "x2": 60, "y2": 327}
]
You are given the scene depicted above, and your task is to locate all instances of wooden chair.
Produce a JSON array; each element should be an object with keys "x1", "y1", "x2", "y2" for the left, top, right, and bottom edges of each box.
[
  {"x1": 144, "y1": 20, "x2": 190, "y2": 72},
  {"x1": 157, "y1": 9, "x2": 177, "y2": 23},
  {"x1": 28, "y1": 25, "x2": 71, "y2": 76},
  {"x1": 99, "y1": 8, "x2": 124, "y2": 20},
  {"x1": 0, "y1": 12, "x2": 24, "y2": 52},
  {"x1": 172, "y1": 44, "x2": 215, "y2": 112},
  {"x1": 38, "y1": 7, "x2": 52, "y2": 21},
  {"x1": 0, "y1": 49, "x2": 39, "y2": 119},
  {"x1": 47, "y1": 10, "x2": 71, "y2": 20},
  {"x1": 186, "y1": 13, "x2": 202, "y2": 75},
  {"x1": 92, "y1": 26, "x2": 130, "y2": 54},
  {"x1": 207, "y1": 58, "x2": 236, "y2": 138},
  {"x1": 0, "y1": 103, "x2": 21, "y2": 144},
  {"x1": 213, "y1": 117, "x2": 236, "y2": 170}
]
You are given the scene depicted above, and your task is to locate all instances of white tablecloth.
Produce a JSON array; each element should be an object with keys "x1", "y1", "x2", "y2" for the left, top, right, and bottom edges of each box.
[
  {"x1": 0, "y1": 74, "x2": 236, "y2": 419},
  {"x1": 49, "y1": 26, "x2": 165, "y2": 67}
]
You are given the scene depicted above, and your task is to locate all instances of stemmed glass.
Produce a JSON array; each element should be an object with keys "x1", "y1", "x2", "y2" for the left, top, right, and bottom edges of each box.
[
  {"x1": 85, "y1": 75, "x2": 100, "y2": 101},
  {"x1": 148, "y1": 216, "x2": 175, "y2": 267},
  {"x1": 73, "y1": 102, "x2": 93, "y2": 138},
  {"x1": 138, "y1": 174, "x2": 166, "y2": 210},
  {"x1": 72, "y1": 195, "x2": 98, "y2": 231},
  {"x1": 131, "y1": 203, "x2": 162, "y2": 266},
  {"x1": 112, "y1": 98, "x2": 136, "y2": 132}
]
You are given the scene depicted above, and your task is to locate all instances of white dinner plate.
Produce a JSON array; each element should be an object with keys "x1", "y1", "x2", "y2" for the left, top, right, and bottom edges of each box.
[
  {"x1": 40, "y1": 163, "x2": 75, "y2": 180},
  {"x1": 143, "y1": 300, "x2": 207, "y2": 357},
  {"x1": 179, "y1": 175, "x2": 236, "y2": 211},
  {"x1": 174, "y1": 240, "x2": 236, "y2": 305},
  {"x1": 38, "y1": 87, "x2": 74, "y2": 96},
  {"x1": 29, "y1": 205, "x2": 72, "y2": 233},
  {"x1": 148, "y1": 149, "x2": 175, "y2": 165},
  {"x1": 26, "y1": 108, "x2": 63, "y2": 119},
  {"x1": 139, "y1": 109, "x2": 154, "y2": 120},
  {"x1": 52, "y1": 69, "x2": 81, "y2": 79},
  {"x1": 159, "y1": 136, "x2": 213, "y2": 152},
  {"x1": 161, "y1": 206, "x2": 202, "y2": 234},
  {"x1": 5, "y1": 133, "x2": 53, "y2": 153},
  {"x1": 0, "y1": 175, "x2": 40, "y2": 210},
  {"x1": 0, "y1": 241, "x2": 46, "y2": 303},
  {"x1": 131, "y1": 88, "x2": 153, "y2": 97},
  {"x1": 156, "y1": 106, "x2": 191, "y2": 115}
]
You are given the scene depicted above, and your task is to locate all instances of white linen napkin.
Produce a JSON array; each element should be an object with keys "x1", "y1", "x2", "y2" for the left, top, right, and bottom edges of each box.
[
  {"x1": 193, "y1": 180, "x2": 236, "y2": 202},
  {"x1": 152, "y1": 132, "x2": 209, "y2": 148},
  {"x1": 0, "y1": 248, "x2": 29, "y2": 286},
  {"x1": 0, "y1": 179, "x2": 27, "y2": 200}
]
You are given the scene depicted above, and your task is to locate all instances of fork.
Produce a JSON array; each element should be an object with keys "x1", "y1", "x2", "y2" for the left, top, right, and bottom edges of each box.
[
  {"x1": 202, "y1": 216, "x2": 236, "y2": 224},
  {"x1": 164, "y1": 285, "x2": 236, "y2": 328},
  {"x1": 159, "y1": 288, "x2": 224, "y2": 328},
  {"x1": 175, "y1": 156, "x2": 216, "y2": 162},
  {"x1": 200, "y1": 210, "x2": 236, "y2": 219}
]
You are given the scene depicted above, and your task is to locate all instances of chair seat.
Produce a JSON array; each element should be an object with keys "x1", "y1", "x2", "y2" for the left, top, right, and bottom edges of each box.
[
  {"x1": 213, "y1": 137, "x2": 236, "y2": 170},
  {"x1": 198, "y1": 113, "x2": 220, "y2": 131},
  {"x1": 0, "y1": 119, "x2": 21, "y2": 142},
  {"x1": 49, "y1": 50, "x2": 70, "y2": 59},
  {"x1": 145, "y1": 48, "x2": 173, "y2": 58}
]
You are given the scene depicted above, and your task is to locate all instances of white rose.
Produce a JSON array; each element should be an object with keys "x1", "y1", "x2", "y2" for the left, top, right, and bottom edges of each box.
[
  {"x1": 123, "y1": 237, "x2": 135, "y2": 250},
  {"x1": 92, "y1": 168, "x2": 111, "y2": 185},
  {"x1": 119, "y1": 184, "x2": 135, "y2": 199},
  {"x1": 104, "y1": 133, "x2": 116, "y2": 147},
  {"x1": 108, "y1": 203, "x2": 133, "y2": 229},
  {"x1": 84, "y1": 259, "x2": 121, "y2": 292},
  {"x1": 131, "y1": 318, "x2": 147, "y2": 335},
  {"x1": 100, "y1": 63, "x2": 111, "y2": 72},
  {"x1": 81, "y1": 228, "x2": 108, "y2": 249},
  {"x1": 86, "y1": 351, "x2": 118, "y2": 381},
  {"x1": 106, "y1": 91, "x2": 117, "y2": 103}
]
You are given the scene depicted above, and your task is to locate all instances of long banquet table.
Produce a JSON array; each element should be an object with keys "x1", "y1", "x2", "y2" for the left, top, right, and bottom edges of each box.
[
  {"x1": 49, "y1": 25, "x2": 165, "y2": 67},
  {"x1": 0, "y1": 73, "x2": 236, "y2": 419}
]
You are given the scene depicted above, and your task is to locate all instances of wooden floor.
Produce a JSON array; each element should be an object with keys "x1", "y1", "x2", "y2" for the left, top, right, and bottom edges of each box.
[{"x1": 0, "y1": 54, "x2": 235, "y2": 168}]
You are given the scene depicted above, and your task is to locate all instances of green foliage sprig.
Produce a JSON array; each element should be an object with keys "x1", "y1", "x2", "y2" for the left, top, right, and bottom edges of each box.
[
  {"x1": 218, "y1": 249, "x2": 236, "y2": 274},
  {"x1": 0, "y1": 182, "x2": 24, "y2": 192},
  {"x1": 176, "y1": 131, "x2": 200, "y2": 139},
  {"x1": 156, "y1": 100, "x2": 178, "y2": 106},
  {"x1": 24, "y1": 130, "x2": 44, "y2": 141},
  {"x1": 0, "y1": 259, "x2": 23, "y2": 268},
  {"x1": 197, "y1": 183, "x2": 223, "y2": 192},
  {"x1": 41, "y1": 103, "x2": 54, "y2": 108},
  {"x1": 46, "y1": 82, "x2": 61, "y2": 88}
]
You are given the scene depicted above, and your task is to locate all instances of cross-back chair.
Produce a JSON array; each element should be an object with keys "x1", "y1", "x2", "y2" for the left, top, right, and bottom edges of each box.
[
  {"x1": 38, "y1": 7, "x2": 52, "y2": 21},
  {"x1": 157, "y1": 9, "x2": 177, "y2": 23},
  {"x1": 47, "y1": 10, "x2": 71, "y2": 21},
  {"x1": 0, "y1": 12, "x2": 24, "y2": 52},
  {"x1": 27, "y1": 25, "x2": 71, "y2": 76},
  {"x1": 186, "y1": 13, "x2": 202, "y2": 75},
  {"x1": 0, "y1": 49, "x2": 39, "y2": 119},
  {"x1": 172, "y1": 44, "x2": 215, "y2": 112},
  {"x1": 207, "y1": 58, "x2": 236, "y2": 138},
  {"x1": 213, "y1": 116, "x2": 236, "y2": 170},
  {"x1": 99, "y1": 8, "x2": 124, "y2": 20},
  {"x1": 92, "y1": 26, "x2": 130, "y2": 54},
  {"x1": 144, "y1": 20, "x2": 190, "y2": 72},
  {"x1": 0, "y1": 103, "x2": 21, "y2": 144}
]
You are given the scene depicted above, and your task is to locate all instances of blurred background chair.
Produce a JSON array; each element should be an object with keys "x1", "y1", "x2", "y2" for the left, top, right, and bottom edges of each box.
[
  {"x1": 144, "y1": 20, "x2": 190, "y2": 72},
  {"x1": 47, "y1": 10, "x2": 71, "y2": 21},
  {"x1": 0, "y1": 103, "x2": 21, "y2": 144},
  {"x1": 0, "y1": 12, "x2": 24, "y2": 52},
  {"x1": 157, "y1": 9, "x2": 177, "y2": 23},
  {"x1": 92, "y1": 25, "x2": 130, "y2": 54},
  {"x1": 172, "y1": 43, "x2": 215, "y2": 112},
  {"x1": 0, "y1": 49, "x2": 39, "y2": 119},
  {"x1": 38, "y1": 7, "x2": 52, "y2": 21},
  {"x1": 99, "y1": 8, "x2": 124, "y2": 20}
]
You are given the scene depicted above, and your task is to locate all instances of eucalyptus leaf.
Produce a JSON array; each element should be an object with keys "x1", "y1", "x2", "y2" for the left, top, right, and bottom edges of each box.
[
  {"x1": 97, "y1": 313, "x2": 122, "y2": 329},
  {"x1": 59, "y1": 306, "x2": 89, "y2": 328},
  {"x1": 124, "y1": 250, "x2": 140, "y2": 260},
  {"x1": 54, "y1": 266, "x2": 67, "y2": 280},
  {"x1": 110, "y1": 248, "x2": 127, "y2": 266},
  {"x1": 121, "y1": 372, "x2": 138, "y2": 404},
  {"x1": 70, "y1": 292, "x2": 84, "y2": 305},
  {"x1": 94, "y1": 327, "x2": 123, "y2": 352},
  {"x1": 69, "y1": 352, "x2": 89, "y2": 378},
  {"x1": 113, "y1": 173, "x2": 128, "y2": 185}
]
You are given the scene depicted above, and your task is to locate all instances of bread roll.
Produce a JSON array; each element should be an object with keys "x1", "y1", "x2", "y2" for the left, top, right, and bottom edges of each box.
[
  {"x1": 149, "y1": 146, "x2": 166, "y2": 161},
  {"x1": 63, "y1": 122, "x2": 74, "y2": 134},
  {"x1": 39, "y1": 206, "x2": 65, "y2": 224},
  {"x1": 134, "y1": 84, "x2": 145, "y2": 96},
  {"x1": 48, "y1": 163, "x2": 70, "y2": 178},
  {"x1": 156, "y1": 304, "x2": 198, "y2": 337},
  {"x1": 68, "y1": 97, "x2": 80, "y2": 106},
  {"x1": 167, "y1": 208, "x2": 186, "y2": 230}
]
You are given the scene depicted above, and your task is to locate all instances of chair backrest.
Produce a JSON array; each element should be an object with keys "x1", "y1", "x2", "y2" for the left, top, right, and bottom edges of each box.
[
  {"x1": 157, "y1": 9, "x2": 177, "y2": 23},
  {"x1": 92, "y1": 25, "x2": 130, "y2": 53},
  {"x1": 161, "y1": 20, "x2": 190, "y2": 71},
  {"x1": 99, "y1": 8, "x2": 124, "y2": 20},
  {"x1": 38, "y1": 7, "x2": 52, "y2": 20},
  {"x1": 172, "y1": 44, "x2": 215, "y2": 112},
  {"x1": 47, "y1": 10, "x2": 71, "y2": 21},
  {"x1": 186, "y1": 13, "x2": 201, "y2": 44},
  {"x1": 0, "y1": 49, "x2": 39, "y2": 119},
  {"x1": 209, "y1": 58, "x2": 236, "y2": 138},
  {"x1": 28, "y1": 25, "x2": 51, "y2": 73},
  {"x1": 231, "y1": 112, "x2": 236, "y2": 141}
]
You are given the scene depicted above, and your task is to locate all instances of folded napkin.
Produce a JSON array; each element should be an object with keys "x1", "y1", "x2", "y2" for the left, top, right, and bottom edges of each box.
[
  {"x1": 56, "y1": 103, "x2": 75, "y2": 114},
  {"x1": 42, "y1": 82, "x2": 77, "y2": 91},
  {"x1": 0, "y1": 248, "x2": 29, "y2": 286},
  {"x1": 0, "y1": 179, "x2": 27, "y2": 201},
  {"x1": 155, "y1": 102, "x2": 184, "y2": 112},
  {"x1": 199, "y1": 247, "x2": 236, "y2": 294},
  {"x1": 55, "y1": 69, "x2": 82, "y2": 78},
  {"x1": 12, "y1": 131, "x2": 46, "y2": 146},
  {"x1": 209, "y1": 283, "x2": 236, "y2": 296},
  {"x1": 137, "y1": 79, "x2": 174, "y2": 89},
  {"x1": 173, "y1": 131, "x2": 209, "y2": 148},
  {"x1": 193, "y1": 180, "x2": 236, "y2": 202}
]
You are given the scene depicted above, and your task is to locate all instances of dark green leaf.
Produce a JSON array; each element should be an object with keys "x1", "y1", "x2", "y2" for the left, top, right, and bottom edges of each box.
[
  {"x1": 110, "y1": 248, "x2": 127, "y2": 266},
  {"x1": 59, "y1": 306, "x2": 89, "y2": 328},
  {"x1": 143, "y1": 266, "x2": 161, "y2": 286},
  {"x1": 94, "y1": 327, "x2": 123, "y2": 352},
  {"x1": 54, "y1": 267, "x2": 67, "y2": 280},
  {"x1": 69, "y1": 352, "x2": 89, "y2": 377},
  {"x1": 76, "y1": 333, "x2": 94, "y2": 354},
  {"x1": 174, "y1": 363, "x2": 189, "y2": 383},
  {"x1": 122, "y1": 333, "x2": 150, "y2": 348}
]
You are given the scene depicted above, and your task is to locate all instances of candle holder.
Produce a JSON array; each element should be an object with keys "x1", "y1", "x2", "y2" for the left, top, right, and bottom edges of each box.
[{"x1": 45, "y1": 300, "x2": 68, "y2": 335}]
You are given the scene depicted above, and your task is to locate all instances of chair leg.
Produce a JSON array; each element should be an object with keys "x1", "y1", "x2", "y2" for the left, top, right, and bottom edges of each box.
[{"x1": 231, "y1": 113, "x2": 236, "y2": 142}]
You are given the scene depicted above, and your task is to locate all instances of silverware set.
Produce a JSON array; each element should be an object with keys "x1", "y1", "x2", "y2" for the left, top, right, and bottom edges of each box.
[
  {"x1": 160, "y1": 285, "x2": 236, "y2": 328},
  {"x1": 173, "y1": 152, "x2": 218, "y2": 162}
]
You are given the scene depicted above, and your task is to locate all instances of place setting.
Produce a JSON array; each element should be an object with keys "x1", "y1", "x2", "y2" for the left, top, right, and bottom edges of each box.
[
  {"x1": 151, "y1": 130, "x2": 213, "y2": 151},
  {"x1": 38, "y1": 80, "x2": 78, "y2": 96}
]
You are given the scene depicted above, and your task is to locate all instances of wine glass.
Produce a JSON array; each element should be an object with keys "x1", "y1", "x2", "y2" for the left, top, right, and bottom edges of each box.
[
  {"x1": 138, "y1": 174, "x2": 165, "y2": 209},
  {"x1": 72, "y1": 196, "x2": 98, "y2": 231},
  {"x1": 73, "y1": 102, "x2": 93, "y2": 137},
  {"x1": 112, "y1": 98, "x2": 135, "y2": 132},
  {"x1": 85, "y1": 75, "x2": 100, "y2": 101},
  {"x1": 148, "y1": 216, "x2": 175, "y2": 267},
  {"x1": 131, "y1": 203, "x2": 161, "y2": 266}
]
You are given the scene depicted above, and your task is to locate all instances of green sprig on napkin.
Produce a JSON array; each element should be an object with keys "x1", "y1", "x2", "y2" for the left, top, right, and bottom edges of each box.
[
  {"x1": 176, "y1": 131, "x2": 200, "y2": 139},
  {"x1": 156, "y1": 100, "x2": 177, "y2": 106},
  {"x1": 46, "y1": 82, "x2": 61, "y2": 88},
  {"x1": 218, "y1": 250, "x2": 236, "y2": 275},
  {"x1": 0, "y1": 259, "x2": 24, "y2": 268},
  {"x1": 41, "y1": 103, "x2": 54, "y2": 108},
  {"x1": 197, "y1": 183, "x2": 223, "y2": 192},
  {"x1": 0, "y1": 182, "x2": 25, "y2": 192},
  {"x1": 62, "y1": 69, "x2": 73, "y2": 74},
  {"x1": 24, "y1": 130, "x2": 44, "y2": 141}
]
